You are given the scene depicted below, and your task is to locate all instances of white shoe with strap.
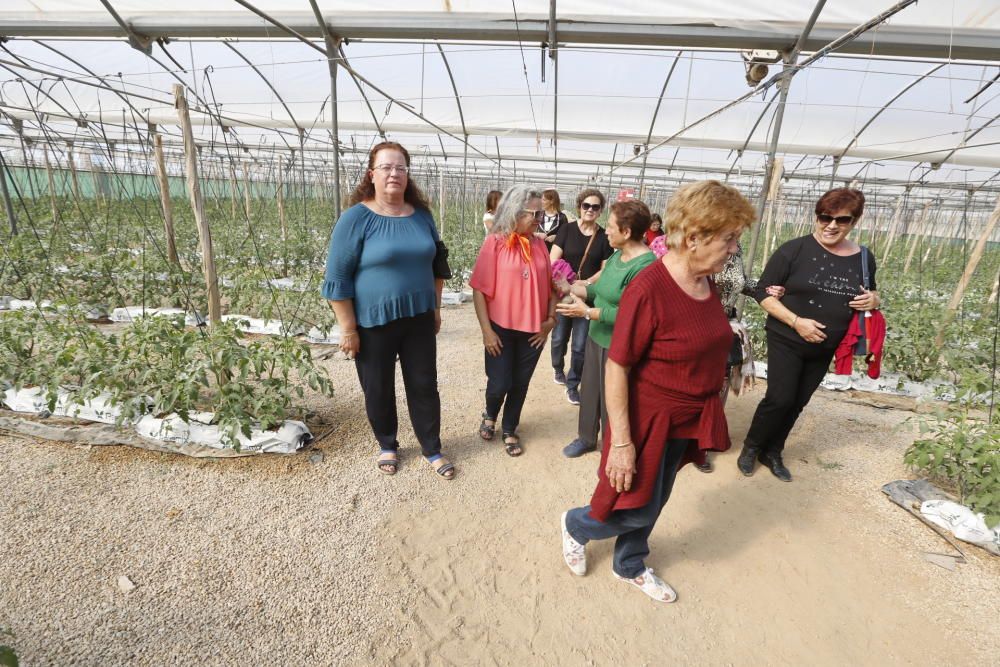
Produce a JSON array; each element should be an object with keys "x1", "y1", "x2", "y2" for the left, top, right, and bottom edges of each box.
[
  {"x1": 561, "y1": 511, "x2": 587, "y2": 576},
  {"x1": 613, "y1": 567, "x2": 678, "y2": 603}
]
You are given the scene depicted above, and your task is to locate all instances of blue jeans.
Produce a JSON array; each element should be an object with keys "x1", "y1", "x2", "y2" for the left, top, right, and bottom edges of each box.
[
  {"x1": 550, "y1": 313, "x2": 589, "y2": 392},
  {"x1": 565, "y1": 438, "x2": 690, "y2": 578}
]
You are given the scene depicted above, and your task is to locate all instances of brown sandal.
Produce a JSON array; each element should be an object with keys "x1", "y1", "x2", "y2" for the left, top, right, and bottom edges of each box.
[
  {"x1": 502, "y1": 433, "x2": 523, "y2": 457},
  {"x1": 479, "y1": 413, "x2": 496, "y2": 440}
]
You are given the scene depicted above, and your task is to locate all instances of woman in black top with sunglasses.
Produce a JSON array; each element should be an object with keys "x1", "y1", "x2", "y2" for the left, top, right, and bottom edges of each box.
[
  {"x1": 549, "y1": 189, "x2": 614, "y2": 406},
  {"x1": 737, "y1": 188, "x2": 880, "y2": 482}
]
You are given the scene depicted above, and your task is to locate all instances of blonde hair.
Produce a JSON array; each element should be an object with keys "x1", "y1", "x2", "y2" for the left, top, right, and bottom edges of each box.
[{"x1": 664, "y1": 180, "x2": 755, "y2": 249}]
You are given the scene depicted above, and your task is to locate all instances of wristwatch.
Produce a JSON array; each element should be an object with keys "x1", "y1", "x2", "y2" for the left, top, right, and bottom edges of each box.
[{"x1": 584, "y1": 309, "x2": 591, "y2": 321}]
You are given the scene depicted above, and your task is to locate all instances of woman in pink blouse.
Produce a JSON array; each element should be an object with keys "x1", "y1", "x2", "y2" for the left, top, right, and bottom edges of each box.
[{"x1": 471, "y1": 185, "x2": 558, "y2": 456}]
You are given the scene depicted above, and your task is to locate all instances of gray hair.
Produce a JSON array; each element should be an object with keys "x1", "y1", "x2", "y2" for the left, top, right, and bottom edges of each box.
[{"x1": 490, "y1": 184, "x2": 543, "y2": 236}]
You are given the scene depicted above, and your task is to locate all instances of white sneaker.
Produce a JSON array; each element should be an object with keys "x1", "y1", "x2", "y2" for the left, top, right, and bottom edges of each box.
[
  {"x1": 561, "y1": 511, "x2": 587, "y2": 576},
  {"x1": 613, "y1": 567, "x2": 677, "y2": 603}
]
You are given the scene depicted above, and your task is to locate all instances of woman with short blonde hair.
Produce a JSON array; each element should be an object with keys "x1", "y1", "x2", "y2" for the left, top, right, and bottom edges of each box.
[{"x1": 561, "y1": 180, "x2": 754, "y2": 603}]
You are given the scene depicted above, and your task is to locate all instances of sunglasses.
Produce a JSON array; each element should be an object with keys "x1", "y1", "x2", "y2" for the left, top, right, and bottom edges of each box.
[
  {"x1": 817, "y1": 213, "x2": 855, "y2": 226},
  {"x1": 580, "y1": 202, "x2": 603, "y2": 212},
  {"x1": 521, "y1": 209, "x2": 545, "y2": 222}
]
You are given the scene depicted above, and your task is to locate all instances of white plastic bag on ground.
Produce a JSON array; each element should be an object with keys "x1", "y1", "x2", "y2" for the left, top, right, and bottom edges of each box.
[
  {"x1": 134, "y1": 413, "x2": 311, "y2": 453},
  {"x1": 920, "y1": 499, "x2": 1000, "y2": 556},
  {"x1": 54, "y1": 391, "x2": 122, "y2": 424}
]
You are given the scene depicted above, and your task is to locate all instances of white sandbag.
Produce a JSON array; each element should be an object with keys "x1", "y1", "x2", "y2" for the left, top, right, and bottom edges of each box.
[
  {"x1": 920, "y1": 499, "x2": 1000, "y2": 556},
  {"x1": 221, "y1": 314, "x2": 305, "y2": 336},
  {"x1": 267, "y1": 277, "x2": 310, "y2": 292},
  {"x1": 111, "y1": 307, "x2": 191, "y2": 323},
  {"x1": 9, "y1": 299, "x2": 52, "y2": 310},
  {"x1": 2, "y1": 386, "x2": 52, "y2": 415},
  {"x1": 134, "y1": 413, "x2": 311, "y2": 454},
  {"x1": 53, "y1": 391, "x2": 122, "y2": 424},
  {"x1": 307, "y1": 325, "x2": 341, "y2": 344},
  {"x1": 441, "y1": 290, "x2": 471, "y2": 305}
]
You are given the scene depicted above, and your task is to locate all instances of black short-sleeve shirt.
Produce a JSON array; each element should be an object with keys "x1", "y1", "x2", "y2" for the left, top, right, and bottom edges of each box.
[
  {"x1": 553, "y1": 222, "x2": 613, "y2": 280},
  {"x1": 754, "y1": 234, "x2": 878, "y2": 343}
]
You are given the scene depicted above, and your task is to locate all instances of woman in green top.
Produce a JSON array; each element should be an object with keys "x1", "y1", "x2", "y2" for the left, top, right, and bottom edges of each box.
[{"x1": 556, "y1": 200, "x2": 656, "y2": 458}]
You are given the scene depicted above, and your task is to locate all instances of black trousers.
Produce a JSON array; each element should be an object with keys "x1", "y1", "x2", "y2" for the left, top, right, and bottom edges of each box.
[
  {"x1": 354, "y1": 310, "x2": 442, "y2": 457},
  {"x1": 484, "y1": 321, "x2": 544, "y2": 434},
  {"x1": 744, "y1": 329, "x2": 837, "y2": 455},
  {"x1": 577, "y1": 336, "x2": 609, "y2": 448}
]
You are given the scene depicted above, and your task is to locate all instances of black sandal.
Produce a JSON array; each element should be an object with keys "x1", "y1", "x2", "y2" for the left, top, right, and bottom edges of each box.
[
  {"x1": 479, "y1": 413, "x2": 496, "y2": 441},
  {"x1": 502, "y1": 432, "x2": 523, "y2": 457},
  {"x1": 376, "y1": 451, "x2": 398, "y2": 475},
  {"x1": 426, "y1": 455, "x2": 456, "y2": 480}
]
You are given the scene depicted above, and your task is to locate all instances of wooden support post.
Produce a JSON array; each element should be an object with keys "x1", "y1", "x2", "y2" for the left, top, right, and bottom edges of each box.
[
  {"x1": 277, "y1": 158, "x2": 288, "y2": 277},
  {"x1": 762, "y1": 158, "x2": 784, "y2": 259},
  {"x1": 903, "y1": 200, "x2": 933, "y2": 273},
  {"x1": 987, "y1": 265, "x2": 1000, "y2": 306},
  {"x1": 882, "y1": 193, "x2": 908, "y2": 259},
  {"x1": 153, "y1": 134, "x2": 180, "y2": 265},
  {"x1": 174, "y1": 84, "x2": 222, "y2": 324},
  {"x1": 229, "y1": 163, "x2": 238, "y2": 219},
  {"x1": 934, "y1": 194, "x2": 1000, "y2": 349},
  {"x1": 241, "y1": 163, "x2": 251, "y2": 219},
  {"x1": 0, "y1": 152, "x2": 17, "y2": 236},
  {"x1": 43, "y1": 146, "x2": 58, "y2": 224},
  {"x1": 67, "y1": 145, "x2": 81, "y2": 200}
]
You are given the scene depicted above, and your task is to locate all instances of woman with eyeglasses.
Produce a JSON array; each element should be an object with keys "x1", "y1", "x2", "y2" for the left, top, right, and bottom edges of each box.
[
  {"x1": 549, "y1": 189, "x2": 614, "y2": 406},
  {"x1": 737, "y1": 188, "x2": 878, "y2": 482},
  {"x1": 471, "y1": 185, "x2": 558, "y2": 456},
  {"x1": 323, "y1": 141, "x2": 455, "y2": 480}
]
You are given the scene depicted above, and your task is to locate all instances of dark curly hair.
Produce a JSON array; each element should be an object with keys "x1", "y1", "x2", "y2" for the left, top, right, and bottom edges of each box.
[
  {"x1": 815, "y1": 188, "x2": 865, "y2": 219},
  {"x1": 575, "y1": 188, "x2": 606, "y2": 213},
  {"x1": 348, "y1": 141, "x2": 431, "y2": 210}
]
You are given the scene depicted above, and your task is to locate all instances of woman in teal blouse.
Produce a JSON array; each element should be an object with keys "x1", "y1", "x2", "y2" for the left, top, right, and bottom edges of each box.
[
  {"x1": 323, "y1": 141, "x2": 454, "y2": 479},
  {"x1": 556, "y1": 200, "x2": 655, "y2": 458}
]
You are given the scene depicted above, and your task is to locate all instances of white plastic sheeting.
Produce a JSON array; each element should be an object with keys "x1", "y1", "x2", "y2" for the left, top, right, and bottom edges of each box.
[
  {"x1": 2, "y1": 386, "x2": 312, "y2": 455},
  {"x1": 1, "y1": 2, "x2": 999, "y2": 191}
]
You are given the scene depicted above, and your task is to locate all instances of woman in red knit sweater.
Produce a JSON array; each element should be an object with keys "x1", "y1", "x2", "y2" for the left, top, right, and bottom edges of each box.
[{"x1": 560, "y1": 180, "x2": 756, "y2": 602}]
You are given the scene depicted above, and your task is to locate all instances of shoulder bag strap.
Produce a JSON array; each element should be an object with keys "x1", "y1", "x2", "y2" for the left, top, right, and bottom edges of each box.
[
  {"x1": 860, "y1": 245, "x2": 870, "y2": 290},
  {"x1": 578, "y1": 227, "x2": 598, "y2": 279}
]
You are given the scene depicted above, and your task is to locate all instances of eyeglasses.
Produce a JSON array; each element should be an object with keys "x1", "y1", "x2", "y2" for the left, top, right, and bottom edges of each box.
[
  {"x1": 372, "y1": 164, "x2": 409, "y2": 174},
  {"x1": 817, "y1": 213, "x2": 854, "y2": 226},
  {"x1": 580, "y1": 202, "x2": 603, "y2": 212},
  {"x1": 521, "y1": 209, "x2": 545, "y2": 222}
]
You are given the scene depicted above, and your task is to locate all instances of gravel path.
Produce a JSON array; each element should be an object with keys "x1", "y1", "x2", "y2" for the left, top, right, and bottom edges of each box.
[{"x1": 2, "y1": 304, "x2": 998, "y2": 665}]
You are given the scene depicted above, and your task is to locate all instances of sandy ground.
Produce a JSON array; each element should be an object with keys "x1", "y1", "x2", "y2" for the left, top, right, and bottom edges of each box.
[{"x1": 1, "y1": 304, "x2": 998, "y2": 666}]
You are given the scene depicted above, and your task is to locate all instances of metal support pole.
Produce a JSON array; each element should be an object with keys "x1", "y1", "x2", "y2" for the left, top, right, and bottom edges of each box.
[
  {"x1": 0, "y1": 152, "x2": 17, "y2": 235},
  {"x1": 308, "y1": 0, "x2": 342, "y2": 217},
  {"x1": 549, "y1": 0, "x2": 558, "y2": 184},
  {"x1": 744, "y1": 0, "x2": 828, "y2": 286}
]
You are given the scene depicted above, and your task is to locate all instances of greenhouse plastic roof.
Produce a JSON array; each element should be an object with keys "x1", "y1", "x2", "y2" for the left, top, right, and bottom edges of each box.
[{"x1": 2, "y1": 1, "x2": 1000, "y2": 192}]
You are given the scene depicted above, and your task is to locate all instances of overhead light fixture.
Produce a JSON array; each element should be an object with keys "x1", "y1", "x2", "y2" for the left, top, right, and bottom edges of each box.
[{"x1": 742, "y1": 50, "x2": 782, "y2": 87}]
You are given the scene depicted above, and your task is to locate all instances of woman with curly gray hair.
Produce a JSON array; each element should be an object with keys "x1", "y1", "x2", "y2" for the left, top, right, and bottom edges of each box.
[{"x1": 471, "y1": 185, "x2": 558, "y2": 456}]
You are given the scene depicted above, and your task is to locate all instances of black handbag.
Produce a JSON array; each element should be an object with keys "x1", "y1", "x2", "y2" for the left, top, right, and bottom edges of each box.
[
  {"x1": 433, "y1": 241, "x2": 453, "y2": 280},
  {"x1": 727, "y1": 331, "x2": 743, "y2": 367}
]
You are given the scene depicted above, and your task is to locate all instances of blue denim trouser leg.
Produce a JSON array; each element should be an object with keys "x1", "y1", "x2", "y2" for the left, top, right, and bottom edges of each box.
[
  {"x1": 565, "y1": 316, "x2": 590, "y2": 393},
  {"x1": 550, "y1": 313, "x2": 573, "y2": 374},
  {"x1": 564, "y1": 438, "x2": 690, "y2": 578}
]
